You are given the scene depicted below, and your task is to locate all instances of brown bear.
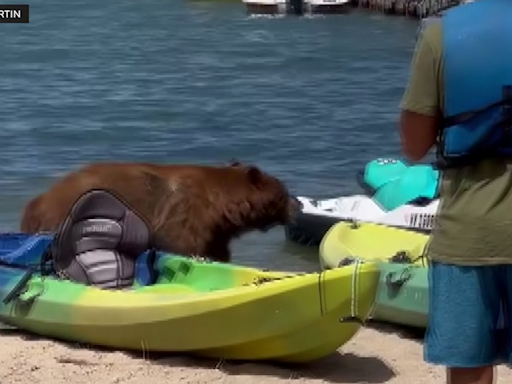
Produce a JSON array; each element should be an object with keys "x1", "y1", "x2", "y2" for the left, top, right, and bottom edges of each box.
[{"x1": 20, "y1": 160, "x2": 298, "y2": 262}]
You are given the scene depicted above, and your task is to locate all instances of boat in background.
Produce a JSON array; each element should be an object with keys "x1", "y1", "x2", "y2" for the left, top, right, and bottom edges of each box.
[
  {"x1": 243, "y1": 0, "x2": 352, "y2": 15},
  {"x1": 303, "y1": 0, "x2": 352, "y2": 14},
  {"x1": 243, "y1": 0, "x2": 288, "y2": 15}
]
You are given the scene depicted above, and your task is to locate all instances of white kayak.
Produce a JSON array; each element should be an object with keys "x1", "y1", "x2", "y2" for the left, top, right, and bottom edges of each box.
[{"x1": 285, "y1": 194, "x2": 439, "y2": 246}]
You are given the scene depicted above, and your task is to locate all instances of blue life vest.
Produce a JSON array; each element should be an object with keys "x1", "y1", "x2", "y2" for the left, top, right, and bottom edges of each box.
[{"x1": 438, "y1": 0, "x2": 512, "y2": 168}]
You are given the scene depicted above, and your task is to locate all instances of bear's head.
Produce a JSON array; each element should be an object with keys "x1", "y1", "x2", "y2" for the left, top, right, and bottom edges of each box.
[{"x1": 222, "y1": 160, "x2": 300, "y2": 233}]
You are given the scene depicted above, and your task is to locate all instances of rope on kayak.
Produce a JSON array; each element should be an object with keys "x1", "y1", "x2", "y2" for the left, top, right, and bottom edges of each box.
[
  {"x1": 335, "y1": 232, "x2": 365, "y2": 325},
  {"x1": 351, "y1": 259, "x2": 360, "y2": 319},
  {"x1": 339, "y1": 259, "x2": 365, "y2": 325},
  {"x1": 317, "y1": 270, "x2": 326, "y2": 317},
  {"x1": 254, "y1": 264, "x2": 364, "y2": 323}
]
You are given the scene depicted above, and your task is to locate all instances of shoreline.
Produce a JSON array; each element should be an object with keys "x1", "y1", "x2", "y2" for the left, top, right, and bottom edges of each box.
[{"x1": 2, "y1": 322, "x2": 511, "y2": 384}]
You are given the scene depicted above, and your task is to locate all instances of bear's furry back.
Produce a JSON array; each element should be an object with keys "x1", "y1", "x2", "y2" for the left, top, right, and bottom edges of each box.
[{"x1": 20, "y1": 162, "x2": 292, "y2": 262}]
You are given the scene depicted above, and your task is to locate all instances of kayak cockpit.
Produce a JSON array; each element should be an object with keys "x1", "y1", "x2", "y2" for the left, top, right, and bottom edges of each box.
[{"x1": 0, "y1": 230, "x2": 288, "y2": 305}]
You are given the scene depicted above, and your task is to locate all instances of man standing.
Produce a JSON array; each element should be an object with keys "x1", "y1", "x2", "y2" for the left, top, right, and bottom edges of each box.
[{"x1": 399, "y1": 0, "x2": 512, "y2": 383}]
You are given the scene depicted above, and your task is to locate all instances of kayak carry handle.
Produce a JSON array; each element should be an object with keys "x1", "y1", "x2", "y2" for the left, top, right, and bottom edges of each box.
[
  {"x1": 337, "y1": 257, "x2": 360, "y2": 267},
  {"x1": 349, "y1": 220, "x2": 360, "y2": 229},
  {"x1": 385, "y1": 268, "x2": 413, "y2": 292},
  {"x1": 2, "y1": 269, "x2": 34, "y2": 305},
  {"x1": 389, "y1": 251, "x2": 412, "y2": 264}
]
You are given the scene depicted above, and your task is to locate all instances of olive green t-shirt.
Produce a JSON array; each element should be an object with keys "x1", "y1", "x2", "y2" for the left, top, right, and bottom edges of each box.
[{"x1": 400, "y1": 20, "x2": 512, "y2": 266}]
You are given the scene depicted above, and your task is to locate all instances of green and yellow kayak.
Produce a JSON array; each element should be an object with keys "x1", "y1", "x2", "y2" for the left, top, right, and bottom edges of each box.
[
  {"x1": 319, "y1": 222, "x2": 429, "y2": 328},
  {"x1": 0, "y1": 234, "x2": 380, "y2": 362}
]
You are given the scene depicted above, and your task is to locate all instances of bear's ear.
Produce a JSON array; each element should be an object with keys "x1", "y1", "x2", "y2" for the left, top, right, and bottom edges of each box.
[
  {"x1": 246, "y1": 166, "x2": 262, "y2": 184},
  {"x1": 229, "y1": 159, "x2": 241, "y2": 167}
]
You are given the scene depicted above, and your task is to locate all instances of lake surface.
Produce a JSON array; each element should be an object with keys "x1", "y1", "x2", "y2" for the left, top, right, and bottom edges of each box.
[{"x1": 0, "y1": 0, "x2": 419, "y2": 272}]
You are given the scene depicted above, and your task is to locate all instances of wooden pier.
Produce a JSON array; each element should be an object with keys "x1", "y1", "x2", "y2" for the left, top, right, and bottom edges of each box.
[{"x1": 351, "y1": 0, "x2": 462, "y2": 18}]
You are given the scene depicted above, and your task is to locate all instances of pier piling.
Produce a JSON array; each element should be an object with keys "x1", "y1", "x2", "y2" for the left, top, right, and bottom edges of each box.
[{"x1": 355, "y1": 0, "x2": 462, "y2": 18}]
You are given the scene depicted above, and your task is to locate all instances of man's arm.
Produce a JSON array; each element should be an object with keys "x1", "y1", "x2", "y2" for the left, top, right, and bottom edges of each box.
[
  {"x1": 399, "y1": 24, "x2": 441, "y2": 162},
  {"x1": 399, "y1": 111, "x2": 438, "y2": 162}
]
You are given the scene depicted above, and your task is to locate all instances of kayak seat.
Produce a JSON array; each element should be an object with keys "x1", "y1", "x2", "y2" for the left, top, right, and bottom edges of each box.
[
  {"x1": 50, "y1": 189, "x2": 153, "y2": 289},
  {"x1": 0, "y1": 232, "x2": 161, "y2": 289}
]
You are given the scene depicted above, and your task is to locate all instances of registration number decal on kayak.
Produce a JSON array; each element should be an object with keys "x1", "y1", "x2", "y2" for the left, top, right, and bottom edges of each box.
[
  {"x1": 408, "y1": 213, "x2": 435, "y2": 229},
  {"x1": 376, "y1": 158, "x2": 398, "y2": 165}
]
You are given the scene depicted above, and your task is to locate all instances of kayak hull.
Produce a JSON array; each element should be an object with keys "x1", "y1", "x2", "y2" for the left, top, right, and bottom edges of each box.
[
  {"x1": 319, "y1": 222, "x2": 429, "y2": 328},
  {"x1": 0, "y1": 234, "x2": 380, "y2": 362}
]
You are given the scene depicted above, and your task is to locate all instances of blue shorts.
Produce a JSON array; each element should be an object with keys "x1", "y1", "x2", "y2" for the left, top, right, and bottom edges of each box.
[{"x1": 425, "y1": 262, "x2": 512, "y2": 367}]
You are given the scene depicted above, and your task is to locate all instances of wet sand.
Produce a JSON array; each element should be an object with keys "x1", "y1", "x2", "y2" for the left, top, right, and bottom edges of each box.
[{"x1": 1, "y1": 323, "x2": 511, "y2": 384}]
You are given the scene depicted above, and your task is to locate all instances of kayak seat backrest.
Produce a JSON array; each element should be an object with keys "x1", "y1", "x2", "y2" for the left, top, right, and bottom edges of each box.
[
  {"x1": 51, "y1": 189, "x2": 151, "y2": 289},
  {"x1": 373, "y1": 165, "x2": 440, "y2": 211}
]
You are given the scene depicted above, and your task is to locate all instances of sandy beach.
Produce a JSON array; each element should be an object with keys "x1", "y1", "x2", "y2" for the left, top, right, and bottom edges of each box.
[{"x1": 1, "y1": 324, "x2": 511, "y2": 384}]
